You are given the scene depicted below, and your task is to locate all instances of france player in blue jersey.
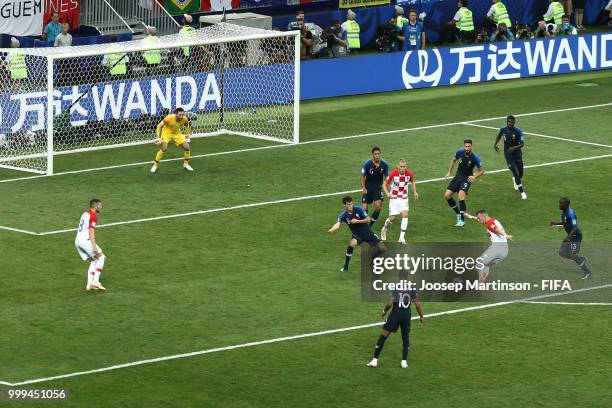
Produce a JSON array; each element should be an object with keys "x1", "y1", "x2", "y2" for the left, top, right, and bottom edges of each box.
[
  {"x1": 360, "y1": 147, "x2": 390, "y2": 226},
  {"x1": 329, "y1": 196, "x2": 387, "y2": 272},
  {"x1": 444, "y1": 139, "x2": 485, "y2": 227},
  {"x1": 367, "y1": 270, "x2": 424, "y2": 369},
  {"x1": 550, "y1": 197, "x2": 592, "y2": 278},
  {"x1": 402, "y1": 9, "x2": 426, "y2": 51},
  {"x1": 494, "y1": 115, "x2": 527, "y2": 199}
]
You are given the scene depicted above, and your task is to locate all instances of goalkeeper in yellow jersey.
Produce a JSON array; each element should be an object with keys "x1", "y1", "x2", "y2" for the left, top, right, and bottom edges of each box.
[{"x1": 150, "y1": 107, "x2": 194, "y2": 173}]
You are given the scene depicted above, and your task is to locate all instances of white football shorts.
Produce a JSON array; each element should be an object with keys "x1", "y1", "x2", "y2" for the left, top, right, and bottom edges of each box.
[
  {"x1": 389, "y1": 198, "x2": 409, "y2": 216},
  {"x1": 75, "y1": 240, "x2": 102, "y2": 261}
]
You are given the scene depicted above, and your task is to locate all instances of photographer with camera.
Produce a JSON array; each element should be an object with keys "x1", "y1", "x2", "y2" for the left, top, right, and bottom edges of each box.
[
  {"x1": 298, "y1": 23, "x2": 314, "y2": 59},
  {"x1": 489, "y1": 22, "x2": 514, "y2": 42},
  {"x1": 559, "y1": 15, "x2": 577, "y2": 35},
  {"x1": 475, "y1": 27, "x2": 489, "y2": 44},
  {"x1": 287, "y1": 11, "x2": 307, "y2": 31},
  {"x1": 515, "y1": 24, "x2": 532, "y2": 40},
  {"x1": 376, "y1": 15, "x2": 403, "y2": 53},
  {"x1": 322, "y1": 19, "x2": 348, "y2": 58}
]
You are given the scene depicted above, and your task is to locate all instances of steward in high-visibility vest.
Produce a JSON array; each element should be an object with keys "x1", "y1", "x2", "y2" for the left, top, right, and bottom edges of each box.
[
  {"x1": 395, "y1": 5, "x2": 408, "y2": 30},
  {"x1": 104, "y1": 34, "x2": 129, "y2": 76},
  {"x1": 180, "y1": 14, "x2": 196, "y2": 58},
  {"x1": 108, "y1": 53, "x2": 127, "y2": 75},
  {"x1": 490, "y1": 0, "x2": 512, "y2": 28},
  {"x1": 142, "y1": 26, "x2": 162, "y2": 65},
  {"x1": 345, "y1": 10, "x2": 360, "y2": 50},
  {"x1": 7, "y1": 37, "x2": 27, "y2": 80},
  {"x1": 544, "y1": 0, "x2": 565, "y2": 25},
  {"x1": 457, "y1": 5, "x2": 474, "y2": 32}
]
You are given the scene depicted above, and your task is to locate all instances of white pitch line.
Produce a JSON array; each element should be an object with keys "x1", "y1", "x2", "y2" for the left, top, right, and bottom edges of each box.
[
  {"x1": 462, "y1": 123, "x2": 612, "y2": 149},
  {"x1": 0, "y1": 225, "x2": 39, "y2": 235},
  {"x1": 30, "y1": 152, "x2": 612, "y2": 236},
  {"x1": 522, "y1": 301, "x2": 612, "y2": 305},
  {"x1": 0, "y1": 102, "x2": 610, "y2": 185},
  {"x1": 465, "y1": 102, "x2": 612, "y2": 123},
  {"x1": 4, "y1": 283, "x2": 610, "y2": 387}
]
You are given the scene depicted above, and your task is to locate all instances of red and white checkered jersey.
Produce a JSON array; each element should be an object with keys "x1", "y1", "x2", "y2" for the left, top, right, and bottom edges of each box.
[
  {"x1": 385, "y1": 168, "x2": 414, "y2": 199},
  {"x1": 486, "y1": 218, "x2": 507, "y2": 243},
  {"x1": 75, "y1": 210, "x2": 98, "y2": 242}
]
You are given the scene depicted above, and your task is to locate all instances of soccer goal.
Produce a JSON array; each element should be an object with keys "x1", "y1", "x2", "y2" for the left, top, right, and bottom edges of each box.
[{"x1": 0, "y1": 23, "x2": 300, "y2": 175}]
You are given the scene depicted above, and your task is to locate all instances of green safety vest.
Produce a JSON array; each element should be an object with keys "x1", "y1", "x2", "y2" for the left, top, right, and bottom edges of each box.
[
  {"x1": 493, "y1": 2, "x2": 512, "y2": 28},
  {"x1": 458, "y1": 7, "x2": 474, "y2": 31},
  {"x1": 143, "y1": 36, "x2": 161, "y2": 65},
  {"x1": 180, "y1": 25, "x2": 196, "y2": 57},
  {"x1": 9, "y1": 52, "x2": 27, "y2": 80},
  {"x1": 396, "y1": 15, "x2": 408, "y2": 30},
  {"x1": 108, "y1": 52, "x2": 127, "y2": 75},
  {"x1": 346, "y1": 20, "x2": 360, "y2": 49},
  {"x1": 549, "y1": 2, "x2": 565, "y2": 25}
]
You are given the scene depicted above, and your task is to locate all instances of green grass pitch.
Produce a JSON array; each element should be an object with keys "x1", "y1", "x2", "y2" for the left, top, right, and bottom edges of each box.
[{"x1": 0, "y1": 71, "x2": 611, "y2": 407}]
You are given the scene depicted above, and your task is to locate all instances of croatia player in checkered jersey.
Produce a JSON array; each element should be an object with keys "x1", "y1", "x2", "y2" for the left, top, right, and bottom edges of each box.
[
  {"x1": 380, "y1": 159, "x2": 419, "y2": 244},
  {"x1": 465, "y1": 210, "x2": 512, "y2": 283},
  {"x1": 75, "y1": 199, "x2": 107, "y2": 291}
]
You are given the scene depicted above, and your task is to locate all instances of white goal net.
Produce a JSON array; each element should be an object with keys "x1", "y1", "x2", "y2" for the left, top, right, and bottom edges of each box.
[{"x1": 0, "y1": 23, "x2": 300, "y2": 175}]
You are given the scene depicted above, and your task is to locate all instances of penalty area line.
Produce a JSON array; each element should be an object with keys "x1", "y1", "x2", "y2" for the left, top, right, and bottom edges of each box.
[
  {"x1": 462, "y1": 123, "x2": 612, "y2": 149},
  {"x1": 5, "y1": 283, "x2": 611, "y2": 387},
  {"x1": 0, "y1": 102, "x2": 610, "y2": 185},
  {"x1": 31, "y1": 152, "x2": 612, "y2": 236}
]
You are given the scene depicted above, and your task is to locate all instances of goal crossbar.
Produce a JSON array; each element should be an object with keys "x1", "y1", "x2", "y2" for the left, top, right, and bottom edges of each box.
[{"x1": 0, "y1": 23, "x2": 300, "y2": 176}]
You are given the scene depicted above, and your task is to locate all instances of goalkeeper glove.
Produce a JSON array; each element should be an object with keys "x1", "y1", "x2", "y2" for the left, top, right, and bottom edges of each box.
[{"x1": 154, "y1": 137, "x2": 161, "y2": 145}]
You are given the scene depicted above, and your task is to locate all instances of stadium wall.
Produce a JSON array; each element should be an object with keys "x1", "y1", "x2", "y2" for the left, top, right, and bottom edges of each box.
[{"x1": 300, "y1": 33, "x2": 612, "y2": 100}]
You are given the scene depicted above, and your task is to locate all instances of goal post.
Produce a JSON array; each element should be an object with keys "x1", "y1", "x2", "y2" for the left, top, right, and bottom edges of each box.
[{"x1": 0, "y1": 23, "x2": 300, "y2": 176}]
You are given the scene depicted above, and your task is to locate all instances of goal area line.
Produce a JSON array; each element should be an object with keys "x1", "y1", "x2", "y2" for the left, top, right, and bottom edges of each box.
[
  {"x1": 0, "y1": 129, "x2": 292, "y2": 169},
  {"x1": 2, "y1": 283, "x2": 609, "y2": 387}
]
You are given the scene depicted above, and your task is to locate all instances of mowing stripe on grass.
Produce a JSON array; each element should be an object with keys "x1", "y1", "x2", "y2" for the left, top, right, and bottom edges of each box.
[
  {"x1": 462, "y1": 123, "x2": 612, "y2": 149},
  {"x1": 3, "y1": 283, "x2": 610, "y2": 387},
  {"x1": 31, "y1": 153, "x2": 612, "y2": 236},
  {"x1": 0, "y1": 102, "x2": 610, "y2": 185}
]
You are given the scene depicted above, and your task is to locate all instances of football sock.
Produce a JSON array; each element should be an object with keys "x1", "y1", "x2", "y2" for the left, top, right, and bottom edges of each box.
[
  {"x1": 574, "y1": 256, "x2": 585, "y2": 266},
  {"x1": 344, "y1": 246, "x2": 354, "y2": 269},
  {"x1": 94, "y1": 255, "x2": 105, "y2": 283},
  {"x1": 370, "y1": 209, "x2": 381, "y2": 225},
  {"x1": 399, "y1": 217, "x2": 408, "y2": 240},
  {"x1": 383, "y1": 218, "x2": 392, "y2": 229},
  {"x1": 94, "y1": 268, "x2": 102, "y2": 284},
  {"x1": 183, "y1": 149, "x2": 191, "y2": 164},
  {"x1": 401, "y1": 334, "x2": 410, "y2": 360},
  {"x1": 447, "y1": 198, "x2": 460, "y2": 215},
  {"x1": 459, "y1": 200, "x2": 466, "y2": 221},
  {"x1": 374, "y1": 334, "x2": 388, "y2": 358},
  {"x1": 514, "y1": 175, "x2": 524, "y2": 193},
  {"x1": 155, "y1": 149, "x2": 165, "y2": 162},
  {"x1": 87, "y1": 262, "x2": 96, "y2": 286}
]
